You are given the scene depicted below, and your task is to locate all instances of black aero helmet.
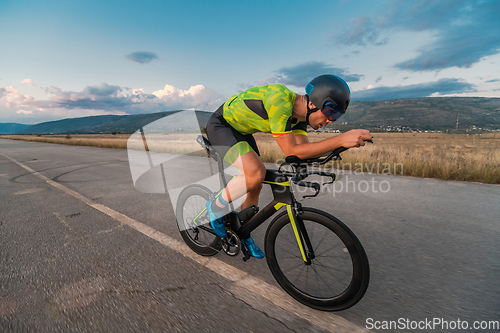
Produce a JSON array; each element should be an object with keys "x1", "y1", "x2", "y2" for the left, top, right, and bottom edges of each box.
[{"x1": 305, "y1": 75, "x2": 351, "y2": 124}]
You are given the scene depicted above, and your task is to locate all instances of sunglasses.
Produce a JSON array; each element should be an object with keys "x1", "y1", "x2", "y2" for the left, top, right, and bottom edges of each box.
[{"x1": 321, "y1": 102, "x2": 344, "y2": 121}]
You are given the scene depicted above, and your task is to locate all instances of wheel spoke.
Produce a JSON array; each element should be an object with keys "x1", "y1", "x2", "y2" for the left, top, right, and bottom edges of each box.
[
  {"x1": 305, "y1": 266, "x2": 310, "y2": 293},
  {"x1": 281, "y1": 261, "x2": 307, "y2": 274},
  {"x1": 269, "y1": 210, "x2": 369, "y2": 309},
  {"x1": 291, "y1": 263, "x2": 307, "y2": 286},
  {"x1": 315, "y1": 244, "x2": 343, "y2": 257},
  {"x1": 312, "y1": 229, "x2": 328, "y2": 252},
  {"x1": 312, "y1": 259, "x2": 336, "y2": 271},
  {"x1": 315, "y1": 253, "x2": 346, "y2": 258},
  {"x1": 279, "y1": 246, "x2": 302, "y2": 257},
  {"x1": 310, "y1": 264, "x2": 338, "y2": 295},
  {"x1": 177, "y1": 186, "x2": 221, "y2": 256},
  {"x1": 279, "y1": 255, "x2": 303, "y2": 261}
]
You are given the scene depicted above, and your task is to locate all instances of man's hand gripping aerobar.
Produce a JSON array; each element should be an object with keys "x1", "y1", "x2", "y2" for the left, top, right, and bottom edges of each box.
[{"x1": 205, "y1": 75, "x2": 372, "y2": 259}]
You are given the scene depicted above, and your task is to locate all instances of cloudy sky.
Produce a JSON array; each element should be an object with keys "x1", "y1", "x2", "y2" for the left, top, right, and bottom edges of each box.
[{"x1": 1, "y1": 0, "x2": 499, "y2": 124}]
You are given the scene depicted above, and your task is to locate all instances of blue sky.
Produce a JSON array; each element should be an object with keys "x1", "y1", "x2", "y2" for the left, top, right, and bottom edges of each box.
[{"x1": 1, "y1": 0, "x2": 499, "y2": 124}]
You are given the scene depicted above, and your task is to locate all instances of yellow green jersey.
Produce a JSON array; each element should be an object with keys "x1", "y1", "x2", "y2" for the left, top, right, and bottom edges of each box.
[{"x1": 222, "y1": 84, "x2": 307, "y2": 138}]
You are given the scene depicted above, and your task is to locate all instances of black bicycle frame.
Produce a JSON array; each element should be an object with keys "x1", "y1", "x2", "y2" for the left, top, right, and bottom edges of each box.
[
  {"x1": 223, "y1": 168, "x2": 314, "y2": 264},
  {"x1": 198, "y1": 134, "x2": 316, "y2": 264}
]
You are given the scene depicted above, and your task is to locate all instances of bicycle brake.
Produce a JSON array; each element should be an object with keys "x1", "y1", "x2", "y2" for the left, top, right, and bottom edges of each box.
[{"x1": 323, "y1": 173, "x2": 336, "y2": 186}]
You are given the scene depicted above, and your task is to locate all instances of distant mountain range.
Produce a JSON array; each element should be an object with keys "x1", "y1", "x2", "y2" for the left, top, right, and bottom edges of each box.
[
  {"x1": 338, "y1": 97, "x2": 500, "y2": 131},
  {"x1": 0, "y1": 123, "x2": 30, "y2": 134},
  {"x1": 6, "y1": 111, "x2": 213, "y2": 135},
  {"x1": 1, "y1": 97, "x2": 499, "y2": 135}
]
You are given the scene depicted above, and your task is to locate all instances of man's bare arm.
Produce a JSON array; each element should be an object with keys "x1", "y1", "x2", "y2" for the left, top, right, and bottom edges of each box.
[{"x1": 274, "y1": 129, "x2": 372, "y2": 159}]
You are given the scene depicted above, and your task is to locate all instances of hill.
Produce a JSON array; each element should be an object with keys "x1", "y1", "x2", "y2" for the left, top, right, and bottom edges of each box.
[
  {"x1": 0, "y1": 123, "x2": 29, "y2": 134},
  {"x1": 6, "y1": 97, "x2": 500, "y2": 135},
  {"x1": 335, "y1": 97, "x2": 500, "y2": 132},
  {"x1": 14, "y1": 114, "x2": 126, "y2": 135},
  {"x1": 14, "y1": 111, "x2": 213, "y2": 135}
]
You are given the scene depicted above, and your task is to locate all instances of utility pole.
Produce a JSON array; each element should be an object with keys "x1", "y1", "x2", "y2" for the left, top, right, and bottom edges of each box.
[{"x1": 455, "y1": 112, "x2": 459, "y2": 132}]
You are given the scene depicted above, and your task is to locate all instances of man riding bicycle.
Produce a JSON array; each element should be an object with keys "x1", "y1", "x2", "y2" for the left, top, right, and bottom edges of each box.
[{"x1": 205, "y1": 74, "x2": 372, "y2": 259}]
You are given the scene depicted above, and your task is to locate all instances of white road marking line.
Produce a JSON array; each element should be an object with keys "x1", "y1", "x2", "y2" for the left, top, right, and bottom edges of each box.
[
  {"x1": 14, "y1": 188, "x2": 44, "y2": 195},
  {"x1": 54, "y1": 212, "x2": 74, "y2": 233},
  {"x1": 1, "y1": 151, "x2": 367, "y2": 333}
]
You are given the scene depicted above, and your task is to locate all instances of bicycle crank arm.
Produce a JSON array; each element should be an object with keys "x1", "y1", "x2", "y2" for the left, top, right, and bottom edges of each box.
[{"x1": 241, "y1": 245, "x2": 251, "y2": 262}]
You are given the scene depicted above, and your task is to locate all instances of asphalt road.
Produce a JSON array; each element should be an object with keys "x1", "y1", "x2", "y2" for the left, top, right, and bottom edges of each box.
[{"x1": 1, "y1": 139, "x2": 499, "y2": 332}]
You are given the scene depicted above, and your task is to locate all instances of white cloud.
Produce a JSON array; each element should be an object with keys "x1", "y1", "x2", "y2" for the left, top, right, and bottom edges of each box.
[
  {"x1": 152, "y1": 84, "x2": 224, "y2": 110},
  {"x1": 0, "y1": 86, "x2": 35, "y2": 108},
  {"x1": 21, "y1": 79, "x2": 35, "y2": 86},
  {"x1": 0, "y1": 82, "x2": 226, "y2": 124}
]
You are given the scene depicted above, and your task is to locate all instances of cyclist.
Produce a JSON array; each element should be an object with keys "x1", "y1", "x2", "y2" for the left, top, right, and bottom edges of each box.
[{"x1": 205, "y1": 74, "x2": 372, "y2": 258}]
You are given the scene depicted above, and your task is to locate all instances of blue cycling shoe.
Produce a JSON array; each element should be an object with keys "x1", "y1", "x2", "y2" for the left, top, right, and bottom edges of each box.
[
  {"x1": 241, "y1": 237, "x2": 265, "y2": 259},
  {"x1": 206, "y1": 200, "x2": 227, "y2": 237}
]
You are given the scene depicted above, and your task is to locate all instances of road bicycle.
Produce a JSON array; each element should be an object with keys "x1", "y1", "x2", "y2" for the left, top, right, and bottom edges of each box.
[{"x1": 175, "y1": 135, "x2": 370, "y2": 311}]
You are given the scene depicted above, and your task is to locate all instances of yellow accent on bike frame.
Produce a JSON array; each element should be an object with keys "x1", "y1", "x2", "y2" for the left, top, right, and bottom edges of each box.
[
  {"x1": 274, "y1": 202, "x2": 287, "y2": 210},
  {"x1": 287, "y1": 205, "x2": 307, "y2": 262},
  {"x1": 263, "y1": 180, "x2": 290, "y2": 186}
]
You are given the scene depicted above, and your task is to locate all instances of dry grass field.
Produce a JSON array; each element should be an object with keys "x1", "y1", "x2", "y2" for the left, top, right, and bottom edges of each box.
[
  {"x1": 0, "y1": 134, "x2": 131, "y2": 149},
  {"x1": 2, "y1": 132, "x2": 499, "y2": 184},
  {"x1": 255, "y1": 132, "x2": 500, "y2": 184}
]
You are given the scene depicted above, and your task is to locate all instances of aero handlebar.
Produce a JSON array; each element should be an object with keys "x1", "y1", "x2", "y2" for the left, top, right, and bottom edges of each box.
[{"x1": 281, "y1": 140, "x2": 373, "y2": 198}]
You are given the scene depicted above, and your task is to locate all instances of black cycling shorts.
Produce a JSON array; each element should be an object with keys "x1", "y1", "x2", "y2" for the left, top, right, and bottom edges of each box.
[{"x1": 206, "y1": 104, "x2": 260, "y2": 165}]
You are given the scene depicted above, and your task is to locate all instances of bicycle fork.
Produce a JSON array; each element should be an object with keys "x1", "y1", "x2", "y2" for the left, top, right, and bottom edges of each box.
[{"x1": 286, "y1": 204, "x2": 315, "y2": 265}]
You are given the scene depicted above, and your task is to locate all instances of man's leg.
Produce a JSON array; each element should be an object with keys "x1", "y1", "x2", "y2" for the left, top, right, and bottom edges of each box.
[
  {"x1": 211, "y1": 151, "x2": 265, "y2": 258},
  {"x1": 215, "y1": 151, "x2": 266, "y2": 210}
]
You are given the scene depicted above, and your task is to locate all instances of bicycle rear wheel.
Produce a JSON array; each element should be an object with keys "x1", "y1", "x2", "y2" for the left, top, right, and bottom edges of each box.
[
  {"x1": 265, "y1": 208, "x2": 369, "y2": 311},
  {"x1": 176, "y1": 184, "x2": 221, "y2": 256}
]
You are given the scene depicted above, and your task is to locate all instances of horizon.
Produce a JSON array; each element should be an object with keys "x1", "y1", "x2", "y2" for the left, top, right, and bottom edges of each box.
[
  {"x1": 1, "y1": 0, "x2": 499, "y2": 124},
  {"x1": 2, "y1": 95, "x2": 498, "y2": 127}
]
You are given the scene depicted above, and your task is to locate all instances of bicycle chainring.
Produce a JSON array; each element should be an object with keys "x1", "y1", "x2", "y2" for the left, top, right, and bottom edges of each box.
[{"x1": 221, "y1": 230, "x2": 241, "y2": 256}]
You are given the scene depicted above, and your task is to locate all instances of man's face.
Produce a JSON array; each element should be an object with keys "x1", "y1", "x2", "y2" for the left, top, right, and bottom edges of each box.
[{"x1": 308, "y1": 102, "x2": 332, "y2": 130}]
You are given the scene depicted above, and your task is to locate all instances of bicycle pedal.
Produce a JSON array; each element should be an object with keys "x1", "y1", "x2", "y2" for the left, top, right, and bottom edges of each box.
[{"x1": 241, "y1": 246, "x2": 251, "y2": 262}]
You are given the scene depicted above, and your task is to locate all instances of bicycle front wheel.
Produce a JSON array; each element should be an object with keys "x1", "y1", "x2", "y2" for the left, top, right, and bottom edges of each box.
[
  {"x1": 265, "y1": 208, "x2": 369, "y2": 311},
  {"x1": 176, "y1": 184, "x2": 221, "y2": 256}
]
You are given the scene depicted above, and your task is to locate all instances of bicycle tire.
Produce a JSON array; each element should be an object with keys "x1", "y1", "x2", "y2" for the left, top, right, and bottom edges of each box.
[
  {"x1": 265, "y1": 207, "x2": 369, "y2": 311},
  {"x1": 176, "y1": 184, "x2": 221, "y2": 256}
]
